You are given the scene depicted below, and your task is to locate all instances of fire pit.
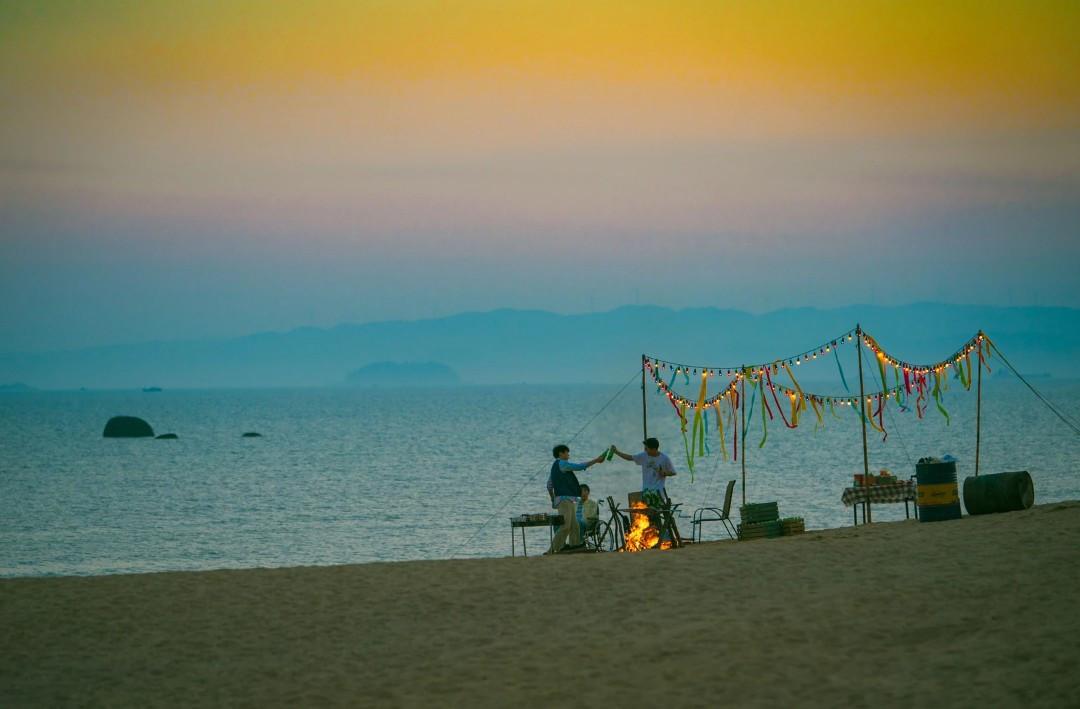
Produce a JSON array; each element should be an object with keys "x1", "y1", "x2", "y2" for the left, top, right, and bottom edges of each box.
[{"x1": 621, "y1": 491, "x2": 677, "y2": 552}]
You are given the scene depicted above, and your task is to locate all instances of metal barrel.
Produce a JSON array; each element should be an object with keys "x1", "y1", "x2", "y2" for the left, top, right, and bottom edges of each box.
[
  {"x1": 963, "y1": 471, "x2": 1034, "y2": 515},
  {"x1": 916, "y1": 460, "x2": 961, "y2": 522}
]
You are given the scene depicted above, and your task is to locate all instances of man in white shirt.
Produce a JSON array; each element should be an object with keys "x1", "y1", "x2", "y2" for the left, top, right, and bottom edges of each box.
[{"x1": 611, "y1": 437, "x2": 677, "y2": 494}]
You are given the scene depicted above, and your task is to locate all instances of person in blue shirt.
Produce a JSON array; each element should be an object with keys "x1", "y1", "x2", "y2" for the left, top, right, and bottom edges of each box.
[{"x1": 546, "y1": 444, "x2": 606, "y2": 554}]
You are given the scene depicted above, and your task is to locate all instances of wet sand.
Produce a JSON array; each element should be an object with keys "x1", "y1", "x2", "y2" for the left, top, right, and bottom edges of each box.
[{"x1": 2, "y1": 501, "x2": 1078, "y2": 707}]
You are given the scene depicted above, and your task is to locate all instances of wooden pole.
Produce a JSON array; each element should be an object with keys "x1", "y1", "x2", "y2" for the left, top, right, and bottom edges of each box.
[
  {"x1": 856, "y1": 325, "x2": 871, "y2": 523},
  {"x1": 740, "y1": 366, "x2": 747, "y2": 507},
  {"x1": 641, "y1": 355, "x2": 648, "y2": 441},
  {"x1": 975, "y1": 333, "x2": 983, "y2": 476}
]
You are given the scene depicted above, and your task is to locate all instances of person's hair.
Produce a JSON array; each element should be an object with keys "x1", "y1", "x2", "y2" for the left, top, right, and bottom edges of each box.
[
  {"x1": 580, "y1": 484, "x2": 590, "y2": 493},
  {"x1": 552, "y1": 444, "x2": 570, "y2": 458},
  {"x1": 643, "y1": 437, "x2": 660, "y2": 449}
]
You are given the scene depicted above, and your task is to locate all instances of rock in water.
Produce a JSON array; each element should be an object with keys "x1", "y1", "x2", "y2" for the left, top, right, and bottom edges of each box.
[
  {"x1": 103, "y1": 416, "x2": 154, "y2": 438},
  {"x1": 155, "y1": 433, "x2": 179, "y2": 440},
  {"x1": 242, "y1": 432, "x2": 262, "y2": 438}
]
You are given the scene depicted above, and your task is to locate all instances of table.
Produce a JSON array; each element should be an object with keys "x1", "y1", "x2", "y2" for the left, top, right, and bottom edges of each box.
[
  {"x1": 841, "y1": 481, "x2": 917, "y2": 525},
  {"x1": 509, "y1": 514, "x2": 563, "y2": 557}
]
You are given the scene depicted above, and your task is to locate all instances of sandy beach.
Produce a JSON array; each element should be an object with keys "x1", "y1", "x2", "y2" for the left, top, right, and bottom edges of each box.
[{"x1": 2, "y1": 501, "x2": 1078, "y2": 707}]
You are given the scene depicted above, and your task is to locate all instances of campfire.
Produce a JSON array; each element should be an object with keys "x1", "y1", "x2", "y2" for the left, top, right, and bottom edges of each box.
[{"x1": 621, "y1": 495, "x2": 674, "y2": 552}]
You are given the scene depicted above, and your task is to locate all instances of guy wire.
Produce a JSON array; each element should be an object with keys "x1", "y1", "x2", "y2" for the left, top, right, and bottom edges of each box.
[{"x1": 450, "y1": 369, "x2": 642, "y2": 557}]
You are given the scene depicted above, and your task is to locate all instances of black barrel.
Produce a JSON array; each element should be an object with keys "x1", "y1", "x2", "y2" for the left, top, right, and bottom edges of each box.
[
  {"x1": 963, "y1": 471, "x2": 1034, "y2": 515},
  {"x1": 916, "y1": 460, "x2": 961, "y2": 522}
]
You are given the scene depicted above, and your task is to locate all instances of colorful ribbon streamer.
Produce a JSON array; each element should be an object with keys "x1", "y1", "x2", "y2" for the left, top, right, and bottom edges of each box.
[
  {"x1": 758, "y1": 375, "x2": 770, "y2": 448},
  {"x1": 713, "y1": 400, "x2": 728, "y2": 461},
  {"x1": 932, "y1": 370, "x2": 950, "y2": 425},
  {"x1": 780, "y1": 362, "x2": 807, "y2": 427},
  {"x1": 834, "y1": 346, "x2": 850, "y2": 392}
]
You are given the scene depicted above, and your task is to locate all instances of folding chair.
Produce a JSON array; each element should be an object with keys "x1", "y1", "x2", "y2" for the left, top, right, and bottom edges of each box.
[{"x1": 691, "y1": 479, "x2": 737, "y2": 541}]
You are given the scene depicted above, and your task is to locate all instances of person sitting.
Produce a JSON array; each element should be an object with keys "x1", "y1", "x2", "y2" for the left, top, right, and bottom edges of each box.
[{"x1": 577, "y1": 484, "x2": 600, "y2": 537}]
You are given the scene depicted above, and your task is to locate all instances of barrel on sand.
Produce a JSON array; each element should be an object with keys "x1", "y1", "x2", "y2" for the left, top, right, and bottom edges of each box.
[
  {"x1": 916, "y1": 460, "x2": 961, "y2": 522},
  {"x1": 963, "y1": 471, "x2": 1035, "y2": 515}
]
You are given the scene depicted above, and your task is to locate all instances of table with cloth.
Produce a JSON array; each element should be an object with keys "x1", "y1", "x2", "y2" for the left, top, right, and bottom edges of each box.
[{"x1": 841, "y1": 481, "x2": 917, "y2": 525}]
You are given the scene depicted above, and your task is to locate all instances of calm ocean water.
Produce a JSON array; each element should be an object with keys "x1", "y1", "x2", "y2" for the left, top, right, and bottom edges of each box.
[{"x1": 2, "y1": 381, "x2": 1078, "y2": 577}]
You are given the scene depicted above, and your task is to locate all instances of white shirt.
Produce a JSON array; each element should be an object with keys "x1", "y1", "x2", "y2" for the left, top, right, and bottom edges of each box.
[{"x1": 632, "y1": 451, "x2": 675, "y2": 492}]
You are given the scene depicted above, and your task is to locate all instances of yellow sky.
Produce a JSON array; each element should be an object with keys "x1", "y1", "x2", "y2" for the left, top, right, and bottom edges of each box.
[
  {"x1": 3, "y1": 1, "x2": 1078, "y2": 115},
  {"x1": 1, "y1": 2, "x2": 1079, "y2": 349},
  {"x1": 2, "y1": 1, "x2": 1078, "y2": 240}
]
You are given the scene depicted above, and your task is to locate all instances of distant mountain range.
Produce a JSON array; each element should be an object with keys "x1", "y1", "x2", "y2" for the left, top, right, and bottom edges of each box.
[{"x1": 1, "y1": 304, "x2": 1077, "y2": 389}]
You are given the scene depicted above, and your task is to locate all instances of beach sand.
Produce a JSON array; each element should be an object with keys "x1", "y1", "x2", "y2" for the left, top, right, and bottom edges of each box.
[{"x1": 2, "y1": 501, "x2": 1079, "y2": 707}]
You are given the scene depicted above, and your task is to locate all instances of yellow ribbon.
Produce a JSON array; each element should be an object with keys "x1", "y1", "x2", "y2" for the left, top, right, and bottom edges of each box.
[
  {"x1": 808, "y1": 396, "x2": 824, "y2": 428},
  {"x1": 865, "y1": 399, "x2": 884, "y2": 433},
  {"x1": 687, "y1": 374, "x2": 708, "y2": 482},
  {"x1": 714, "y1": 399, "x2": 728, "y2": 461},
  {"x1": 781, "y1": 362, "x2": 807, "y2": 427}
]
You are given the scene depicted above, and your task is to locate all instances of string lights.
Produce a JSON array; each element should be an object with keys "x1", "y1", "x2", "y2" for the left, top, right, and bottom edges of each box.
[
  {"x1": 860, "y1": 330, "x2": 985, "y2": 376},
  {"x1": 644, "y1": 327, "x2": 858, "y2": 377},
  {"x1": 645, "y1": 328, "x2": 989, "y2": 418}
]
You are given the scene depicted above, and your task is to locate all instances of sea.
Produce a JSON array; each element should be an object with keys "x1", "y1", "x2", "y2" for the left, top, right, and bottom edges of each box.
[{"x1": 2, "y1": 380, "x2": 1078, "y2": 577}]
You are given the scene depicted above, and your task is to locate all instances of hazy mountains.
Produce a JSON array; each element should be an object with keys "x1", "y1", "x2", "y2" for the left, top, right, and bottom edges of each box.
[{"x1": 1, "y1": 304, "x2": 1076, "y2": 389}]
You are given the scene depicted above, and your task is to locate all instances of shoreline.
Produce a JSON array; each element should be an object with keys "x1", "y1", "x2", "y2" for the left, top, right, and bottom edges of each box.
[{"x1": 2, "y1": 501, "x2": 1078, "y2": 706}]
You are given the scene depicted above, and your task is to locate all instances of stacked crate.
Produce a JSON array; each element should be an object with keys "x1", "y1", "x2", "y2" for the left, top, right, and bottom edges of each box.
[
  {"x1": 737, "y1": 502, "x2": 806, "y2": 540},
  {"x1": 737, "y1": 502, "x2": 781, "y2": 540}
]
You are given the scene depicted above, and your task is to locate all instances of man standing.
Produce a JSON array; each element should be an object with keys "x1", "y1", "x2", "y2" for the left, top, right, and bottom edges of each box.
[
  {"x1": 611, "y1": 437, "x2": 677, "y2": 497},
  {"x1": 612, "y1": 437, "x2": 681, "y2": 545},
  {"x1": 546, "y1": 445, "x2": 606, "y2": 554}
]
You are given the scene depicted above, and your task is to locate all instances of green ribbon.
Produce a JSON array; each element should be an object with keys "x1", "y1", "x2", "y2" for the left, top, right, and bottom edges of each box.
[
  {"x1": 834, "y1": 347, "x2": 850, "y2": 392},
  {"x1": 702, "y1": 410, "x2": 711, "y2": 456},
  {"x1": 932, "y1": 371, "x2": 951, "y2": 425},
  {"x1": 742, "y1": 379, "x2": 757, "y2": 444}
]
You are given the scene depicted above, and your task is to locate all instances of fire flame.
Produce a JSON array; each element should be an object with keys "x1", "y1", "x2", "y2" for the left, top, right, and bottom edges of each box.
[{"x1": 621, "y1": 501, "x2": 673, "y2": 552}]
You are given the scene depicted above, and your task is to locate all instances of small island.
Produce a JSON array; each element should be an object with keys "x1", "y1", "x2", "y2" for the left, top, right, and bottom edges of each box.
[
  {"x1": 0, "y1": 382, "x2": 36, "y2": 393},
  {"x1": 345, "y1": 361, "x2": 460, "y2": 388}
]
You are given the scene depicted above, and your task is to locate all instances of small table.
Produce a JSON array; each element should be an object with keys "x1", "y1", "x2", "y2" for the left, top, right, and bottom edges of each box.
[
  {"x1": 510, "y1": 514, "x2": 564, "y2": 557},
  {"x1": 841, "y1": 481, "x2": 917, "y2": 525}
]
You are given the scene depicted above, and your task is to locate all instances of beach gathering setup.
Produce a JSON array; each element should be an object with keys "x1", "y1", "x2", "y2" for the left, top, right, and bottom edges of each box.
[{"x1": 505, "y1": 324, "x2": 1076, "y2": 556}]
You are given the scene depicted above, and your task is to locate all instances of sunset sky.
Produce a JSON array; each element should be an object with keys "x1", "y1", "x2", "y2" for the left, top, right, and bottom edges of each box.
[{"x1": 2, "y1": 1, "x2": 1078, "y2": 351}]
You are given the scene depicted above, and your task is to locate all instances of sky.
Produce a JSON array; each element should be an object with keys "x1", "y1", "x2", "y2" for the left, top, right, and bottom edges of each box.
[{"x1": 2, "y1": 1, "x2": 1079, "y2": 352}]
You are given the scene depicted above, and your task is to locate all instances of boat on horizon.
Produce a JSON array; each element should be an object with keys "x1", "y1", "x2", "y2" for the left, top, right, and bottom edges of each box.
[{"x1": 142, "y1": 386, "x2": 163, "y2": 393}]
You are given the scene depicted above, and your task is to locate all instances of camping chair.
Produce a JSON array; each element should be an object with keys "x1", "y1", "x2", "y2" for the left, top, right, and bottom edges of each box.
[
  {"x1": 691, "y1": 479, "x2": 737, "y2": 541},
  {"x1": 581, "y1": 503, "x2": 620, "y2": 552}
]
